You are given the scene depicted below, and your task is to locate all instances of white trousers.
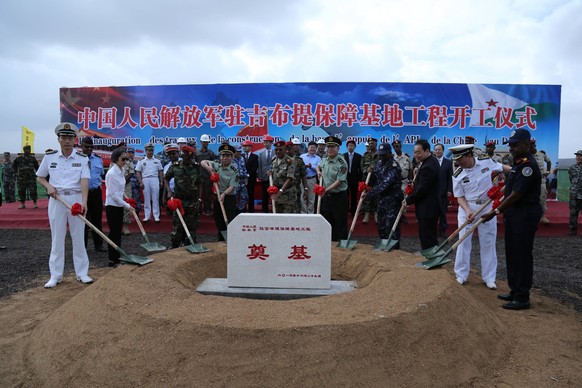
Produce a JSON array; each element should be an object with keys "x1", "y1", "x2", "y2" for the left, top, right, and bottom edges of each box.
[
  {"x1": 47, "y1": 193, "x2": 90, "y2": 280},
  {"x1": 454, "y1": 201, "x2": 498, "y2": 283},
  {"x1": 142, "y1": 177, "x2": 160, "y2": 220},
  {"x1": 301, "y1": 178, "x2": 317, "y2": 214}
]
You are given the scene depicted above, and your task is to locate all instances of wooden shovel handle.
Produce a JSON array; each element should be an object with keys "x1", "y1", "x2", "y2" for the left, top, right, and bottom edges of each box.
[
  {"x1": 213, "y1": 182, "x2": 229, "y2": 224},
  {"x1": 347, "y1": 171, "x2": 372, "y2": 239},
  {"x1": 174, "y1": 207, "x2": 194, "y2": 240},
  {"x1": 451, "y1": 195, "x2": 505, "y2": 250},
  {"x1": 269, "y1": 175, "x2": 277, "y2": 214}
]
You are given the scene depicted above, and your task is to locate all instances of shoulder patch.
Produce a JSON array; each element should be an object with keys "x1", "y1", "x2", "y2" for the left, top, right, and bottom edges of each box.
[
  {"x1": 522, "y1": 166, "x2": 533, "y2": 177},
  {"x1": 453, "y1": 167, "x2": 463, "y2": 178},
  {"x1": 337, "y1": 156, "x2": 347, "y2": 165},
  {"x1": 76, "y1": 151, "x2": 88, "y2": 157},
  {"x1": 478, "y1": 155, "x2": 490, "y2": 160},
  {"x1": 45, "y1": 150, "x2": 58, "y2": 155}
]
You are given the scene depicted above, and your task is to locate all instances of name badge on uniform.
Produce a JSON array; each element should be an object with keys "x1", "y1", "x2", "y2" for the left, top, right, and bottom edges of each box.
[
  {"x1": 50, "y1": 162, "x2": 57, "y2": 169},
  {"x1": 72, "y1": 163, "x2": 82, "y2": 167},
  {"x1": 481, "y1": 167, "x2": 490, "y2": 174},
  {"x1": 462, "y1": 177, "x2": 470, "y2": 184}
]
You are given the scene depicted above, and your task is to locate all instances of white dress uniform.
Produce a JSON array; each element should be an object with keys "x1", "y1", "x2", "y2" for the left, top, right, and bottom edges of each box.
[
  {"x1": 37, "y1": 149, "x2": 91, "y2": 283},
  {"x1": 452, "y1": 154, "x2": 503, "y2": 284},
  {"x1": 136, "y1": 155, "x2": 163, "y2": 221}
]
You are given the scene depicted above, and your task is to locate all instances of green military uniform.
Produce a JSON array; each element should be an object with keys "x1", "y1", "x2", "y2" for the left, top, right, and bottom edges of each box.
[
  {"x1": 271, "y1": 155, "x2": 296, "y2": 213},
  {"x1": 2, "y1": 154, "x2": 16, "y2": 203},
  {"x1": 293, "y1": 155, "x2": 307, "y2": 213},
  {"x1": 122, "y1": 158, "x2": 135, "y2": 224},
  {"x1": 13, "y1": 151, "x2": 39, "y2": 206},
  {"x1": 568, "y1": 153, "x2": 582, "y2": 235},
  {"x1": 360, "y1": 150, "x2": 379, "y2": 213},
  {"x1": 319, "y1": 136, "x2": 348, "y2": 241},
  {"x1": 533, "y1": 150, "x2": 550, "y2": 215},
  {"x1": 165, "y1": 160, "x2": 202, "y2": 247},
  {"x1": 210, "y1": 146, "x2": 239, "y2": 241}
]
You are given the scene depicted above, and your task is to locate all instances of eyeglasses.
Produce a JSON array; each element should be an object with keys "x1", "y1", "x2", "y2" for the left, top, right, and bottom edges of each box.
[{"x1": 122, "y1": 157, "x2": 129, "y2": 161}]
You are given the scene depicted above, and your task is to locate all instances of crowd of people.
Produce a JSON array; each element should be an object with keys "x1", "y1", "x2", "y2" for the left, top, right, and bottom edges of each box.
[{"x1": 1, "y1": 122, "x2": 581, "y2": 311}]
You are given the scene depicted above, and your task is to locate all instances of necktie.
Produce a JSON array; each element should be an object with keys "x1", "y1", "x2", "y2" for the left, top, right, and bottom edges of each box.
[
  {"x1": 267, "y1": 150, "x2": 271, "y2": 160},
  {"x1": 349, "y1": 153, "x2": 353, "y2": 173}
]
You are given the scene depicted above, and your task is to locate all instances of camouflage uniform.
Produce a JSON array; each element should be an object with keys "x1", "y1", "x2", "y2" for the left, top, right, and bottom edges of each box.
[
  {"x1": 271, "y1": 155, "x2": 296, "y2": 213},
  {"x1": 2, "y1": 157, "x2": 16, "y2": 202},
  {"x1": 393, "y1": 153, "x2": 411, "y2": 193},
  {"x1": 165, "y1": 160, "x2": 201, "y2": 247},
  {"x1": 368, "y1": 157, "x2": 403, "y2": 246},
  {"x1": 360, "y1": 150, "x2": 379, "y2": 213},
  {"x1": 533, "y1": 151, "x2": 550, "y2": 214},
  {"x1": 568, "y1": 162, "x2": 582, "y2": 234},
  {"x1": 130, "y1": 158, "x2": 142, "y2": 213},
  {"x1": 502, "y1": 153, "x2": 514, "y2": 167},
  {"x1": 293, "y1": 155, "x2": 307, "y2": 213},
  {"x1": 232, "y1": 156, "x2": 248, "y2": 212},
  {"x1": 123, "y1": 159, "x2": 135, "y2": 224},
  {"x1": 13, "y1": 153, "x2": 39, "y2": 204}
]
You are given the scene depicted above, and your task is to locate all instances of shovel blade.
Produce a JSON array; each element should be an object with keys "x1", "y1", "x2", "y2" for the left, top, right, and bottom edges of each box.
[
  {"x1": 420, "y1": 245, "x2": 442, "y2": 258},
  {"x1": 220, "y1": 230, "x2": 228, "y2": 242},
  {"x1": 120, "y1": 254, "x2": 153, "y2": 266},
  {"x1": 187, "y1": 243, "x2": 210, "y2": 254},
  {"x1": 337, "y1": 238, "x2": 357, "y2": 249},
  {"x1": 373, "y1": 238, "x2": 398, "y2": 251},
  {"x1": 415, "y1": 255, "x2": 451, "y2": 270},
  {"x1": 140, "y1": 242, "x2": 166, "y2": 252}
]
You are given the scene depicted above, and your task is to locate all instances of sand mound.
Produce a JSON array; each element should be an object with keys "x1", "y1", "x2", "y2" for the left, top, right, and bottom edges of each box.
[{"x1": 26, "y1": 243, "x2": 510, "y2": 386}]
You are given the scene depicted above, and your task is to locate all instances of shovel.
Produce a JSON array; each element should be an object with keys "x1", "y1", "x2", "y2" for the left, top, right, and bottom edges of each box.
[
  {"x1": 174, "y1": 207, "x2": 209, "y2": 254},
  {"x1": 374, "y1": 199, "x2": 407, "y2": 251},
  {"x1": 316, "y1": 175, "x2": 324, "y2": 214},
  {"x1": 130, "y1": 203, "x2": 166, "y2": 252},
  {"x1": 213, "y1": 182, "x2": 229, "y2": 241},
  {"x1": 417, "y1": 195, "x2": 505, "y2": 270},
  {"x1": 338, "y1": 171, "x2": 372, "y2": 249},
  {"x1": 55, "y1": 195, "x2": 152, "y2": 265},
  {"x1": 269, "y1": 175, "x2": 277, "y2": 214},
  {"x1": 421, "y1": 185, "x2": 505, "y2": 259}
]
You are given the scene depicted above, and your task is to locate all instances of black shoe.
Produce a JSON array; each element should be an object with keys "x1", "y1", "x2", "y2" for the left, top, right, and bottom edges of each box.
[
  {"x1": 502, "y1": 300, "x2": 531, "y2": 310},
  {"x1": 95, "y1": 245, "x2": 107, "y2": 252},
  {"x1": 497, "y1": 293, "x2": 513, "y2": 301},
  {"x1": 108, "y1": 261, "x2": 120, "y2": 268}
]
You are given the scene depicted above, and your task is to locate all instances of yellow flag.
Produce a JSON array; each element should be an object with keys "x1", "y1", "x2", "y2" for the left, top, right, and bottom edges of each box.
[{"x1": 21, "y1": 126, "x2": 35, "y2": 153}]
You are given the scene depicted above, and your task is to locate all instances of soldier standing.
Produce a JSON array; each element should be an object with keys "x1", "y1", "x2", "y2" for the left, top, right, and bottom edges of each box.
[
  {"x1": 317, "y1": 136, "x2": 348, "y2": 241},
  {"x1": 568, "y1": 150, "x2": 582, "y2": 236},
  {"x1": 367, "y1": 143, "x2": 403, "y2": 249},
  {"x1": 127, "y1": 148, "x2": 141, "y2": 213},
  {"x1": 287, "y1": 139, "x2": 307, "y2": 213},
  {"x1": 530, "y1": 139, "x2": 551, "y2": 224},
  {"x1": 165, "y1": 146, "x2": 202, "y2": 248},
  {"x1": 197, "y1": 134, "x2": 217, "y2": 215},
  {"x1": 136, "y1": 143, "x2": 164, "y2": 222},
  {"x1": 13, "y1": 144, "x2": 39, "y2": 208},
  {"x1": 484, "y1": 141, "x2": 503, "y2": 163},
  {"x1": 360, "y1": 138, "x2": 379, "y2": 223},
  {"x1": 2, "y1": 152, "x2": 16, "y2": 203},
  {"x1": 269, "y1": 140, "x2": 296, "y2": 214},
  {"x1": 232, "y1": 145, "x2": 249, "y2": 213},
  {"x1": 122, "y1": 147, "x2": 136, "y2": 235}
]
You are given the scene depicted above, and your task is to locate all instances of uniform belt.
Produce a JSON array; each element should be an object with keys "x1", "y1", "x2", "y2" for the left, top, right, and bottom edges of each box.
[
  {"x1": 143, "y1": 176, "x2": 158, "y2": 179},
  {"x1": 467, "y1": 199, "x2": 485, "y2": 204},
  {"x1": 59, "y1": 190, "x2": 81, "y2": 195},
  {"x1": 306, "y1": 176, "x2": 317, "y2": 179}
]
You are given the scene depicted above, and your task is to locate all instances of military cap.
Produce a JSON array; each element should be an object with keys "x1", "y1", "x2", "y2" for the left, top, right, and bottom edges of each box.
[
  {"x1": 285, "y1": 141, "x2": 294, "y2": 148},
  {"x1": 274, "y1": 140, "x2": 286, "y2": 148},
  {"x1": 449, "y1": 144, "x2": 474, "y2": 160},
  {"x1": 377, "y1": 143, "x2": 393, "y2": 155},
  {"x1": 218, "y1": 144, "x2": 236, "y2": 155},
  {"x1": 316, "y1": 138, "x2": 325, "y2": 145},
  {"x1": 3, "y1": 152, "x2": 10, "y2": 156},
  {"x1": 126, "y1": 147, "x2": 135, "y2": 153},
  {"x1": 165, "y1": 143, "x2": 180, "y2": 153},
  {"x1": 503, "y1": 129, "x2": 531, "y2": 144},
  {"x1": 367, "y1": 138, "x2": 378, "y2": 143},
  {"x1": 575, "y1": 150, "x2": 582, "y2": 156},
  {"x1": 391, "y1": 140, "x2": 402, "y2": 146},
  {"x1": 484, "y1": 140, "x2": 496, "y2": 147},
  {"x1": 181, "y1": 145, "x2": 196, "y2": 155},
  {"x1": 54, "y1": 122, "x2": 79, "y2": 137},
  {"x1": 325, "y1": 136, "x2": 341, "y2": 147},
  {"x1": 144, "y1": 142, "x2": 155, "y2": 150},
  {"x1": 465, "y1": 135, "x2": 477, "y2": 144},
  {"x1": 81, "y1": 136, "x2": 93, "y2": 145}
]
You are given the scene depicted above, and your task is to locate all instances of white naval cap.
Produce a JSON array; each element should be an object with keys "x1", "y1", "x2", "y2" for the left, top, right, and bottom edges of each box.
[
  {"x1": 54, "y1": 122, "x2": 79, "y2": 137},
  {"x1": 449, "y1": 144, "x2": 474, "y2": 160}
]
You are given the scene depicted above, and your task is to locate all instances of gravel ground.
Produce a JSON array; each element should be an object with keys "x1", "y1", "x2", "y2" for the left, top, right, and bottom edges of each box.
[{"x1": 0, "y1": 229, "x2": 580, "y2": 311}]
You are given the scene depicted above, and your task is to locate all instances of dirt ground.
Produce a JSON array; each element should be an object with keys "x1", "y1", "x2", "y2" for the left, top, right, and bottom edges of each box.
[{"x1": 0, "y1": 229, "x2": 580, "y2": 386}]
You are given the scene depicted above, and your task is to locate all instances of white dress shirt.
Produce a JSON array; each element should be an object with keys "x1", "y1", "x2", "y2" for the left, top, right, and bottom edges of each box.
[{"x1": 105, "y1": 163, "x2": 131, "y2": 209}]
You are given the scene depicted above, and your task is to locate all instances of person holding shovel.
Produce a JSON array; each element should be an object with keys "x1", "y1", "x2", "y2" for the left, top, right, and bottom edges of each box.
[
  {"x1": 201, "y1": 144, "x2": 238, "y2": 241},
  {"x1": 105, "y1": 148, "x2": 137, "y2": 267},
  {"x1": 165, "y1": 145, "x2": 202, "y2": 248},
  {"x1": 367, "y1": 143, "x2": 403, "y2": 249},
  {"x1": 36, "y1": 122, "x2": 93, "y2": 288},
  {"x1": 450, "y1": 144, "x2": 508, "y2": 290}
]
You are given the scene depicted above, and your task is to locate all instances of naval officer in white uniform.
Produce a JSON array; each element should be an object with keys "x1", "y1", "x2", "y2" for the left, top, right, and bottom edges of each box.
[
  {"x1": 136, "y1": 142, "x2": 163, "y2": 222},
  {"x1": 450, "y1": 144, "x2": 509, "y2": 290},
  {"x1": 36, "y1": 122, "x2": 93, "y2": 288}
]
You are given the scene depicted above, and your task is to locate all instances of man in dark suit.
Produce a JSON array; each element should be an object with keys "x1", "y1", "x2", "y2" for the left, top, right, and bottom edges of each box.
[
  {"x1": 405, "y1": 139, "x2": 440, "y2": 250},
  {"x1": 241, "y1": 140, "x2": 259, "y2": 212},
  {"x1": 434, "y1": 143, "x2": 453, "y2": 237},
  {"x1": 343, "y1": 139, "x2": 363, "y2": 215},
  {"x1": 257, "y1": 134, "x2": 275, "y2": 212}
]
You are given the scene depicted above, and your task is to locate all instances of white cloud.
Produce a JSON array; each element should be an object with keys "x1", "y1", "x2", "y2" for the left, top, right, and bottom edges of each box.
[{"x1": 0, "y1": 0, "x2": 579, "y2": 157}]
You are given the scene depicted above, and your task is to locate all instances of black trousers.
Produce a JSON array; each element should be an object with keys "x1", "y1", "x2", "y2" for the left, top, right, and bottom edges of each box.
[
  {"x1": 438, "y1": 195, "x2": 448, "y2": 233},
  {"x1": 261, "y1": 180, "x2": 270, "y2": 212},
  {"x1": 347, "y1": 179, "x2": 359, "y2": 215},
  {"x1": 84, "y1": 187, "x2": 104, "y2": 248},
  {"x1": 504, "y1": 204, "x2": 542, "y2": 302},
  {"x1": 105, "y1": 205, "x2": 124, "y2": 263},
  {"x1": 416, "y1": 216, "x2": 438, "y2": 250},
  {"x1": 247, "y1": 177, "x2": 256, "y2": 212},
  {"x1": 214, "y1": 195, "x2": 237, "y2": 241},
  {"x1": 321, "y1": 191, "x2": 348, "y2": 242}
]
